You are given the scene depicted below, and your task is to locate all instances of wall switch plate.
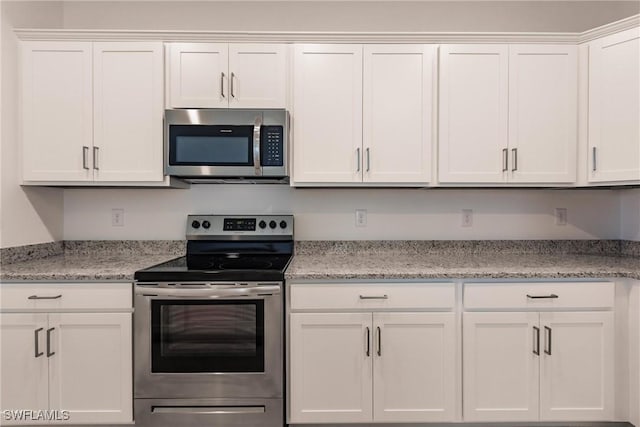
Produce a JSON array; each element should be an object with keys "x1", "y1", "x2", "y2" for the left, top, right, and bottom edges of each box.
[
  {"x1": 555, "y1": 208, "x2": 568, "y2": 226},
  {"x1": 355, "y1": 209, "x2": 367, "y2": 227},
  {"x1": 462, "y1": 209, "x2": 473, "y2": 227},
  {"x1": 112, "y1": 208, "x2": 125, "y2": 227}
]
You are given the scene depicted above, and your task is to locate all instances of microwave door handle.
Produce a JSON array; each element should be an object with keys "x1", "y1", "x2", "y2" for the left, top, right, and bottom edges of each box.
[{"x1": 253, "y1": 116, "x2": 262, "y2": 176}]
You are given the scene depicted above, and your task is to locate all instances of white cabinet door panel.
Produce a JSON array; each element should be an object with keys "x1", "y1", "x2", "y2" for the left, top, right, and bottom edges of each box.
[
  {"x1": 0, "y1": 314, "x2": 49, "y2": 418},
  {"x1": 292, "y1": 44, "x2": 363, "y2": 183},
  {"x1": 289, "y1": 312, "x2": 372, "y2": 423},
  {"x1": 93, "y1": 42, "x2": 164, "y2": 182},
  {"x1": 463, "y1": 312, "x2": 539, "y2": 421},
  {"x1": 169, "y1": 43, "x2": 228, "y2": 108},
  {"x1": 539, "y1": 311, "x2": 614, "y2": 421},
  {"x1": 373, "y1": 312, "x2": 455, "y2": 422},
  {"x1": 229, "y1": 44, "x2": 287, "y2": 108},
  {"x1": 48, "y1": 313, "x2": 132, "y2": 424},
  {"x1": 508, "y1": 45, "x2": 577, "y2": 183},
  {"x1": 588, "y1": 27, "x2": 640, "y2": 182},
  {"x1": 439, "y1": 45, "x2": 509, "y2": 183},
  {"x1": 22, "y1": 42, "x2": 93, "y2": 182},
  {"x1": 363, "y1": 45, "x2": 434, "y2": 184}
]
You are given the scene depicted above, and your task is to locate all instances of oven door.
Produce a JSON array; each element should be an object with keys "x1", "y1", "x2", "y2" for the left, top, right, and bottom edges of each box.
[{"x1": 134, "y1": 283, "x2": 282, "y2": 399}]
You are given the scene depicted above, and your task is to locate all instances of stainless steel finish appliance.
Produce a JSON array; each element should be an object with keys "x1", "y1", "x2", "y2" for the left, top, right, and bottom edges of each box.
[
  {"x1": 165, "y1": 109, "x2": 288, "y2": 180},
  {"x1": 134, "y1": 214, "x2": 293, "y2": 427}
]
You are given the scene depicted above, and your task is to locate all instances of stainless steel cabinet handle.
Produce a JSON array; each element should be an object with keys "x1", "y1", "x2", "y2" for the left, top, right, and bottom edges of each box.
[
  {"x1": 221, "y1": 72, "x2": 226, "y2": 98},
  {"x1": 93, "y1": 147, "x2": 99, "y2": 170},
  {"x1": 359, "y1": 295, "x2": 388, "y2": 300},
  {"x1": 356, "y1": 148, "x2": 361, "y2": 172},
  {"x1": 533, "y1": 326, "x2": 540, "y2": 356},
  {"x1": 376, "y1": 326, "x2": 382, "y2": 356},
  {"x1": 46, "y1": 327, "x2": 55, "y2": 357},
  {"x1": 511, "y1": 148, "x2": 518, "y2": 172},
  {"x1": 502, "y1": 148, "x2": 508, "y2": 172},
  {"x1": 366, "y1": 148, "x2": 370, "y2": 172},
  {"x1": 82, "y1": 146, "x2": 89, "y2": 170},
  {"x1": 230, "y1": 72, "x2": 236, "y2": 98},
  {"x1": 34, "y1": 328, "x2": 44, "y2": 358},
  {"x1": 28, "y1": 295, "x2": 62, "y2": 300},
  {"x1": 592, "y1": 147, "x2": 597, "y2": 172},
  {"x1": 544, "y1": 326, "x2": 552, "y2": 355},
  {"x1": 365, "y1": 327, "x2": 370, "y2": 357},
  {"x1": 526, "y1": 294, "x2": 558, "y2": 299}
]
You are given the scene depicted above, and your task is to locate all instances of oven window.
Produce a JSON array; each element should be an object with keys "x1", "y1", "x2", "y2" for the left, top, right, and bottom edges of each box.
[
  {"x1": 151, "y1": 300, "x2": 264, "y2": 373},
  {"x1": 169, "y1": 125, "x2": 253, "y2": 166}
]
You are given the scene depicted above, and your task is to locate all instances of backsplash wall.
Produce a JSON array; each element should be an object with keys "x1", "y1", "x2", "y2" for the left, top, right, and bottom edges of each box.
[{"x1": 63, "y1": 186, "x2": 622, "y2": 241}]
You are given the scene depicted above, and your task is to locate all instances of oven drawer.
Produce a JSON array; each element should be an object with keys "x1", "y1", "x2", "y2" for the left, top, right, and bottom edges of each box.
[
  {"x1": 135, "y1": 398, "x2": 283, "y2": 427},
  {"x1": 290, "y1": 282, "x2": 455, "y2": 310},
  {"x1": 0, "y1": 283, "x2": 132, "y2": 311},
  {"x1": 463, "y1": 281, "x2": 615, "y2": 310}
]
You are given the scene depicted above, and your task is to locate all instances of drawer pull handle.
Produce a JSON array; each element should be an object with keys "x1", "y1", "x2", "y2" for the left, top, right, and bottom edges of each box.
[
  {"x1": 526, "y1": 294, "x2": 558, "y2": 299},
  {"x1": 28, "y1": 295, "x2": 62, "y2": 300},
  {"x1": 365, "y1": 327, "x2": 370, "y2": 357},
  {"x1": 544, "y1": 326, "x2": 552, "y2": 355},
  {"x1": 359, "y1": 295, "x2": 388, "y2": 300},
  {"x1": 533, "y1": 326, "x2": 540, "y2": 356}
]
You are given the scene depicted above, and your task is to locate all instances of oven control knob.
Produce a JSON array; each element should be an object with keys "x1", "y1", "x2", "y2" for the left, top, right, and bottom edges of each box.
[
  {"x1": 269, "y1": 220, "x2": 277, "y2": 229},
  {"x1": 280, "y1": 220, "x2": 287, "y2": 229},
  {"x1": 191, "y1": 220, "x2": 201, "y2": 229},
  {"x1": 202, "y1": 220, "x2": 211, "y2": 229},
  {"x1": 259, "y1": 220, "x2": 267, "y2": 229}
]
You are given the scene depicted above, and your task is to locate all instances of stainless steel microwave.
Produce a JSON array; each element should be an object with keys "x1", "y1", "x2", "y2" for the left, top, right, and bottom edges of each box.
[{"x1": 165, "y1": 109, "x2": 288, "y2": 180}]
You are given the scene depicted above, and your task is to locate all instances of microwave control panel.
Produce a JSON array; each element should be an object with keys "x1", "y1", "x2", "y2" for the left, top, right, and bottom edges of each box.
[{"x1": 261, "y1": 126, "x2": 284, "y2": 166}]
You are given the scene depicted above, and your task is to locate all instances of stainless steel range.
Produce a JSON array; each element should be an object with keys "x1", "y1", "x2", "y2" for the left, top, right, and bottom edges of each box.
[{"x1": 133, "y1": 214, "x2": 293, "y2": 427}]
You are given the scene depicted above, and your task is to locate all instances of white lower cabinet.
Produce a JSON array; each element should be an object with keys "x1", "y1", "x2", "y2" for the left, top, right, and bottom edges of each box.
[
  {"x1": 0, "y1": 283, "x2": 132, "y2": 425},
  {"x1": 288, "y1": 282, "x2": 457, "y2": 424},
  {"x1": 463, "y1": 282, "x2": 615, "y2": 423}
]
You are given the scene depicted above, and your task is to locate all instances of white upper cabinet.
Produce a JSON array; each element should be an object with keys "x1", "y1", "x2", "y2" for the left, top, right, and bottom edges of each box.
[
  {"x1": 292, "y1": 44, "x2": 434, "y2": 185},
  {"x1": 439, "y1": 45, "x2": 509, "y2": 183},
  {"x1": 363, "y1": 45, "x2": 434, "y2": 184},
  {"x1": 439, "y1": 44, "x2": 578, "y2": 184},
  {"x1": 292, "y1": 44, "x2": 363, "y2": 183},
  {"x1": 93, "y1": 42, "x2": 164, "y2": 182},
  {"x1": 22, "y1": 42, "x2": 93, "y2": 182},
  {"x1": 167, "y1": 43, "x2": 287, "y2": 109},
  {"x1": 508, "y1": 45, "x2": 577, "y2": 183},
  {"x1": 588, "y1": 27, "x2": 640, "y2": 183}
]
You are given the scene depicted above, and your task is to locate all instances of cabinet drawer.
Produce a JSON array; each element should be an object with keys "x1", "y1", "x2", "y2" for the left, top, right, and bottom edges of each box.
[
  {"x1": 290, "y1": 282, "x2": 455, "y2": 310},
  {"x1": 464, "y1": 281, "x2": 614, "y2": 310},
  {"x1": 0, "y1": 283, "x2": 132, "y2": 311}
]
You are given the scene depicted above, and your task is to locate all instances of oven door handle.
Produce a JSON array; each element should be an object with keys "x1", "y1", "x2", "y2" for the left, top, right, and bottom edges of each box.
[{"x1": 135, "y1": 285, "x2": 281, "y2": 298}]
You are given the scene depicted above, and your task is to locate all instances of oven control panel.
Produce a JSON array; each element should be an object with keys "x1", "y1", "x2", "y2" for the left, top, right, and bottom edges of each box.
[{"x1": 187, "y1": 214, "x2": 293, "y2": 240}]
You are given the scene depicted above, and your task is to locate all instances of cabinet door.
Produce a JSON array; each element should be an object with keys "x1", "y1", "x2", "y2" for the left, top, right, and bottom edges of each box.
[
  {"x1": 168, "y1": 43, "x2": 228, "y2": 108},
  {"x1": 22, "y1": 42, "x2": 93, "y2": 182},
  {"x1": 463, "y1": 312, "x2": 539, "y2": 421},
  {"x1": 292, "y1": 44, "x2": 363, "y2": 183},
  {"x1": 588, "y1": 28, "x2": 640, "y2": 183},
  {"x1": 228, "y1": 44, "x2": 287, "y2": 108},
  {"x1": 539, "y1": 311, "x2": 614, "y2": 421},
  {"x1": 289, "y1": 313, "x2": 372, "y2": 423},
  {"x1": 373, "y1": 312, "x2": 455, "y2": 422},
  {"x1": 439, "y1": 45, "x2": 509, "y2": 183},
  {"x1": 48, "y1": 313, "x2": 132, "y2": 424},
  {"x1": 363, "y1": 45, "x2": 434, "y2": 184},
  {"x1": 508, "y1": 45, "x2": 577, "y2": 183},
  {"x1": 0, "y1": 314, "x2": 49, "y2": 418},
  {"x1": 93, "y1": 42, "x2": 164, "y2": 182}
]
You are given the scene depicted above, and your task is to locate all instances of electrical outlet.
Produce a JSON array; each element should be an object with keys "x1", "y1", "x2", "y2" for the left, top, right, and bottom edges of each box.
[
  {"x1": 355, "y1": 209, "x2": 367, "y2": 227},
  {"x1": 462, "y1": 209, "x2": 473, "y2": 227},
  {"x1": 555, "y1": 208, "x2": 568, "y2": 226},
  {"x1": 112, "y1": 208, "x2": 125, "y2": 227}
]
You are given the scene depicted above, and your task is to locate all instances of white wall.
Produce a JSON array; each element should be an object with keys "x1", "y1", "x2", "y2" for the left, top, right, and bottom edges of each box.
[
  {"x1": 61, "y1": 1, "x2": 640, "y2": 32},
  {"x1": 0, "y1": 2, "x2": 64, "y2": 248},
  {"x1": 621, "y1": 188, "x2": 640, "y2": 241},
  {"x1": 64, "y1": 186, "x2": 622, "y2": 240}
]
